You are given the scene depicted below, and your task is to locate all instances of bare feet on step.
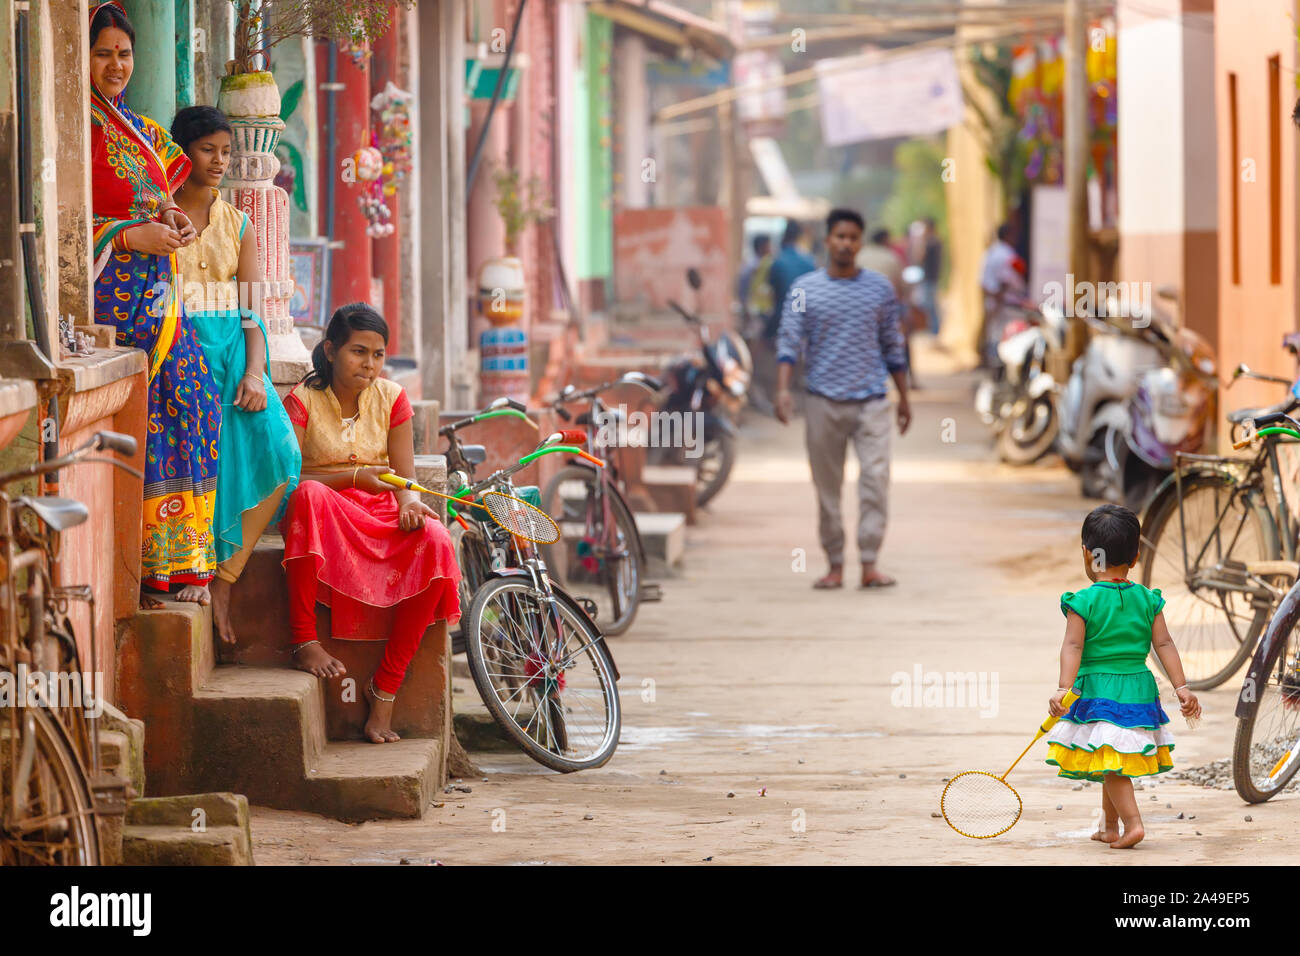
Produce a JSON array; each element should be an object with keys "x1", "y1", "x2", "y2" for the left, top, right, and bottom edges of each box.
[
  {"x1": 209, "y1": 578, "x2": 236, "y2": 645},
  {"x1": 292, "y1": 641, "x2": 347, "y2": 679},
  {"x1": 139, "y1": 588, "x2": 165, "y2": 610},
  {"x1": 365, "y1": 681, "x2": 400, "y2": 744},
  {"x1": 175, "y1": 583, "x2": 211, "y2": 605}
]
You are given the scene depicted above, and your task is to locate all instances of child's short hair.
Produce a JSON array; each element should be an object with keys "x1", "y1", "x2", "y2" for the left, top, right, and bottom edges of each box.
[{"x1": 1081, "y1": 504, "x2": 1141, "y2": 568}]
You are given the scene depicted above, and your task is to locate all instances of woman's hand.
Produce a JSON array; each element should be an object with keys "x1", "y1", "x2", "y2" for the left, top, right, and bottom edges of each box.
[
  {"x1": 1048, "y1": 688, "x2": 1071, "y2": 717},
  {"x1": 160, "y1": 206, "x2": 196, "y2": 245},
  {"x1": 399, "y1": 498, "x2": 438, "y2": 532},
  {"x1": 128, "y1": 222, "x2": 184, "y2": 256},
  {"x1": 234, "y1": 373, "x2": 267, "y2": 412},
  {"x1": 1176, "y1": 686, "x2": 1201, "y2": 720},
  {"x1": 351, "y1": 466, "x2": 396, "y2": 495}
]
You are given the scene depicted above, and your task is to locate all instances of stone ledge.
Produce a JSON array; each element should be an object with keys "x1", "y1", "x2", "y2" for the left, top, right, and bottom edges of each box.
[
  {"x1": 55, "y1": 346, "x2": 146, "y2": 395},
  {"x1": 0, "y1": 377, "x2": 37, "y2": 420}
]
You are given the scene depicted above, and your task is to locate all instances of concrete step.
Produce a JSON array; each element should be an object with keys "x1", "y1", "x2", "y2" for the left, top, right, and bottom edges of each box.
[
  {"x1": 121, "y1": 825, "x2": 253, "y2": 866},
  {"x1": 641, "y1": 464, "x2": 698, "y2": 524},
  {"x1": 305, "y1": 738, "x2": 442, "y2": 822},
  {"x1": 122, "y1": 792, "x2": 253, "y2": 866},
  {"x1": 633, "y1": 511, "x2": 686, "y2": 577}
]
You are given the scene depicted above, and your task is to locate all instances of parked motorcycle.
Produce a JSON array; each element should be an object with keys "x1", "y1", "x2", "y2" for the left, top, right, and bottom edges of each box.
[
  {"x1": 1056, "y1": 306, "x2": 1167, "y2": 499},
  {"x1": 656, "y1": 268, "x2": 748, "y2": 507},
  {"x1": 974, "y1": 303, "x2": 1066, "y2": 464},
  {"x1": 1118, "y1": 306, "x2": 1217, "y2": 513}
]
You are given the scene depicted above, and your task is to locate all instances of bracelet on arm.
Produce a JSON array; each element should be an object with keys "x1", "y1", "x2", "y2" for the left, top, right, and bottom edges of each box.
[{"x1": 352, "y1": 466, "x2": 360, "y2": 488}]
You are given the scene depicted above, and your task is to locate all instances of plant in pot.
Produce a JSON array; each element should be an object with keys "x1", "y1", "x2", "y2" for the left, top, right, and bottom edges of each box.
[
  {"x1": 479, "y1": 165, "x2": 553, "y2": 325},
  {"x1": 220, "y1": 0, "x2": 412, "y2": 118}
]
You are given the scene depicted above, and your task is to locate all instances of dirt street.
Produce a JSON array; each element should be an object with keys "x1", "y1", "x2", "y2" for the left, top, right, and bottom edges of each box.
[{"x1": 250, "y1": 368, "x2": 1300, "y2": 865}]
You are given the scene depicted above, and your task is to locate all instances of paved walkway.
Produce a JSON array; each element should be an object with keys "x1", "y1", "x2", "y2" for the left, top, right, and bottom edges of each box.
[{"x1": 250, "y1": 370, "x2": 1299, "y2": 864}]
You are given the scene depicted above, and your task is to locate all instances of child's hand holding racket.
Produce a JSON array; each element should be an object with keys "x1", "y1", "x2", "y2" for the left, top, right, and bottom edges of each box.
[{"x1": 1048, "y1": 687, "x2": 1073, "y2": 717}]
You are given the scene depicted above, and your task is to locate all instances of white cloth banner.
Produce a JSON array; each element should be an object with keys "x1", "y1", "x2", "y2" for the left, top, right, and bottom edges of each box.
[{"x1": 815, "y1": 48, "x2": 965, "y2": 147}]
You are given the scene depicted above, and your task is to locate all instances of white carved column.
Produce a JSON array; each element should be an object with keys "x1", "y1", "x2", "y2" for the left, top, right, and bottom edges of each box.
[{"x1": 218, "y1": 74, "x2": 313, "y2": 384}]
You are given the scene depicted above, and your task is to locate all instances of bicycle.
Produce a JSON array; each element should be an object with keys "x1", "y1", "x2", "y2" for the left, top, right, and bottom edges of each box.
[
  {"x1": 1231, "y1": 410, "x2": 1300, "y2": 802},
  {"x1": 1138, "y1": 367, "x2": 1300, "y2": 690},
  {"x1": 450, "y1": 430, "x2": 622, "y2": 772},
  {"x1": 543, "y1": 372, "x2": 660, "y2": 636},
  {"x1": 0, "y1": 430, "x2": 140, "y2": 865},
  {"x1": 439, "y1": 397, "x2": 538, "y2": 657}
]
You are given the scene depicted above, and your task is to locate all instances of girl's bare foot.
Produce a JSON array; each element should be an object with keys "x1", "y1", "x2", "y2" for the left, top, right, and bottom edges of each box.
[
  {"x1": 1091, "y1": 827, "x2": 1120, "y2": 843},
  {"x1": 176, "y1": 583, "x2": 211, "y2": 605},
  {"x1": 210, "y1": 578, "x2": 236, "y2": 645},
  {"x1": 140, "y1": 589, "x2": 165, "y2": 610},
  {"x1": 1110, "y1": 824, "x2": 1145, "y2": 849},
  {"x1": 292, "y1": 641, "x2": 347, "y2": 679},
  {"x1": 364, "y1": 681, "x2": 400, "y2": 744}
]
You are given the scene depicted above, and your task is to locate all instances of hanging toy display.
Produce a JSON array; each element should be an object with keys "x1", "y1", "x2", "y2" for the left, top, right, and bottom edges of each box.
[{"x1": 353, "y1": 83, "x2": 414, "y2": 240}]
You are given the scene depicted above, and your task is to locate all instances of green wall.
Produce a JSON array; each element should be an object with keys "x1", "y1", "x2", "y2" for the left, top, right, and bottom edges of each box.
[{"x1": 577, "y1": 10, "x2": 612, "y2": 282}]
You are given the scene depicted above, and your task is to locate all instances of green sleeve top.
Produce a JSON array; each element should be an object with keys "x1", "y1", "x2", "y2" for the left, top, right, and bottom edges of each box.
[{"x1": 1060, "y1": 581, "x2": 1165, "y2": 676}]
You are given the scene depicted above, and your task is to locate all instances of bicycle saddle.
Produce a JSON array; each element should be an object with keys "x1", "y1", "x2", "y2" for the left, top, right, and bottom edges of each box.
[
  {"x1": 1227, "y1": 397, "x2": 1298, "y2": 424},
  {"x1": 575, "y1": 408, "x2": 623, "y2": 427},
  {"x1": 17, "y1": 496, "x2": 89, "y2": 532},
  {"x1": 460, "y1": 444, "x2": 488, "y2": 465}
]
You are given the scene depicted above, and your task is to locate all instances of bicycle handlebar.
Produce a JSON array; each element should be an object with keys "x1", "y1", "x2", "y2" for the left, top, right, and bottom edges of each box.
[{"x1": 0, "y1": 430, "x2": 141, "y2": 488}]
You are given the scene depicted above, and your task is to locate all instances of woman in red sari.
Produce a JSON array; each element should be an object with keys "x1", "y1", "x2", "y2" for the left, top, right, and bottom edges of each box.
[{"x1": 281, "y1": 303, "x2": 460, "y2": 743}]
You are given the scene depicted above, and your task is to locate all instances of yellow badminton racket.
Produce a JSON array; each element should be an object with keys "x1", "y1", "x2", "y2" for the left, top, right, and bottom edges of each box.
[
  {"x1": 940, "y1": 690, "x2": 1079, "y2": 839},
  {"x1": 377, "y1": 473, "x2": 560, "y2": 544}
]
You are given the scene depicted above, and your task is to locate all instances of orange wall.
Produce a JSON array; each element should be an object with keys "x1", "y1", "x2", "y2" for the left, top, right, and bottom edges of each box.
[{"x1": 1215, "y1": 0, "x2": 1299, "y2": 418}]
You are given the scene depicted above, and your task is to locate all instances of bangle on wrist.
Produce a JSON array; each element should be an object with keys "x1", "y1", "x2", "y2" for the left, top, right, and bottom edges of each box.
[{"x1": 352, "y1": 466, "x2": 360, "y2": 488}]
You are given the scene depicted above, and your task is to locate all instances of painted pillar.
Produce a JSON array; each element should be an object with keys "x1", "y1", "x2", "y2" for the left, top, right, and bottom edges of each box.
[
  {"x1": 614, "y1": 32, "x2": 648, "y2": 210},
  {"x1": 397, "y1": 6, "x2": 421, "y2": 365},
  {"x1": 0, "y1": 0, "x2": 19, "y2": 338},
  {"x1": 193, "y1": 0, "x2": 233, "y2": 109},
  {"x1": 50, "y1": 0, "x2": 93, "y2": 327},
  {"x1": 30, "y1": 0, "x2": 60, "y2": 351},
  {"x1": 371, "y1": 16, "x2": 403, "y2": 354},
  {"x1": 318, "y1": 43, "x2": 374, "y2": 311},
  {"x1": 122, "y1": 0, "x2": 177, "y2": 127},
  {"x1": 175, "y1": 0, "x2": 195, "y2": 110},
  {"x1": 466, "y1": 101, "x2": 510, "y2": 340}
]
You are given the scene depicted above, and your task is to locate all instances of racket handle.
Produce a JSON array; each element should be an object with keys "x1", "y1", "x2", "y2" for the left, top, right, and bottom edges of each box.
[
  {"x1": 378, "y1": 472, "x2": 441, "y2": 498},
  {"x1": 1039, "y1": 689, "x2": 1080, "y2": 733}
]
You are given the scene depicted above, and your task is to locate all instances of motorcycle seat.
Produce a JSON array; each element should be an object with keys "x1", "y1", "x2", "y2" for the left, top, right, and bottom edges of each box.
[
  {"x1": 460, "y1": 444, "x2": 488, "y2": 465},
  {"x1": 1227, "y1": 397, "x2": 1298, "y2": 424}
]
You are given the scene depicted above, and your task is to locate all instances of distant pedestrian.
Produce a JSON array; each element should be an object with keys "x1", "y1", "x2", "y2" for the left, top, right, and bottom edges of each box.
[
  {"x1": 979, "y1": 221, "x2": 1028, "y2": 367},
  {"x1": 918, "y1": 217, "x2": 943, "y2": 337},
  {"x1": 737, "y1": 234, "x2": 773, "y2": 337},
  {"x1": 764, "y1": 220, "x2": 816, "y2": 342},
  {"x1": 774, "y1": 208, "x2": 911, "y2": 591},
  {"x1": 857, "y1": 228, "x2": 920, "y2": 390},
  {"x1": 1047, "y1": 504, "x2": 1200, "y2": 848}
]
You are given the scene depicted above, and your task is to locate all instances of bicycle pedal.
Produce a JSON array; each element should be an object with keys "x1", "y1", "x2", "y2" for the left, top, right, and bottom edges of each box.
[
  {"x1": 576, "y1": 597, "x2": 599, "y2": 619},
  {"x1": 91, "y1": 772, "x2": 129, "y2": 817},
  {"x1": 639, "y1": 583, "x2": 663, "y2": 603}
]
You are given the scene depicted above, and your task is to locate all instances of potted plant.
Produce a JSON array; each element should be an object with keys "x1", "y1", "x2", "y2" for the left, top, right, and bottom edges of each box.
[
  {"x1": 478, "y1": 166, "x2": 553, "y2": 324},
  {"x1": 219, "y1": 0, "x2": 410, "y2": 118}
]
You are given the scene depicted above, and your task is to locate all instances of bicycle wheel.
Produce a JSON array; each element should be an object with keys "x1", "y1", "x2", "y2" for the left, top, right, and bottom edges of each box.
[
  {"x1": 464, "y1": 576, "x2": 620, "y2": 772},
  {"x1": 449, "y1": 521, "x2": 493, "y2": 653},
  {"x1": 1232, "y1": 613, "x2": 1300, "y2": 802},
  {"x1": 1141, "y1": 472, "x2": 1275, "y2": 689},
  {"x1": 0, "y1": 708, "x2": 101, "y2": 865},
  {"x1": 541, "y1": 465, "x2": 641, "y2": 636}
]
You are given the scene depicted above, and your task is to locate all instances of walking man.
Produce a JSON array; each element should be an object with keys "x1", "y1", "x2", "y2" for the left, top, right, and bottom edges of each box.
[{"x1": 774, "y1": 208, "x2": 911, "y2": 590}]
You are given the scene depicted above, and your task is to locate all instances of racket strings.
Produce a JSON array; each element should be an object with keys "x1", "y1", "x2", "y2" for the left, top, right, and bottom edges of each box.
[
  {"x1": 481, "y1": 491, "x2": 560, "y2": 544},
  {"x1": 941, "y1": 771, "x2": 1023, "y2": 839}
]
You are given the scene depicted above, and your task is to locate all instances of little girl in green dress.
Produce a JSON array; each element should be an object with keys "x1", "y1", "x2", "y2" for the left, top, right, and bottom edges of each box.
[{"x1": 1047, "y1": 503, "x2": 1201, "y2": 849}]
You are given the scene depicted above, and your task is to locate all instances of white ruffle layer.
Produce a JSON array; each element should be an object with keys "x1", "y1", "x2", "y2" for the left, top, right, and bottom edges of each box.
[{"x1": 1047, "y1": 719, "x2": 1175, "y2": 755}]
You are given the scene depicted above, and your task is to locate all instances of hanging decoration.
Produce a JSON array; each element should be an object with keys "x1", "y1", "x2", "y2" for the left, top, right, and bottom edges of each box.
[{"x1": 351, "y1": 83, "x2": 413, "y2": 239}]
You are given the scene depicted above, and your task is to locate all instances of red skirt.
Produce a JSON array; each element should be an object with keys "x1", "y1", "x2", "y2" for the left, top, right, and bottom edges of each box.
[{"x1": 279, "y1": 481, "x2": 461, "y2": 640}]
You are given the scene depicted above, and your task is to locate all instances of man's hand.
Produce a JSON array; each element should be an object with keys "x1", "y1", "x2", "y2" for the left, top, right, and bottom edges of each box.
[
  {"x1": 896, "y1": 397, "x2": 911, "y2": 435},
  {"x1": 774, "y1": 389, "x2": 793, "y2": 425}
]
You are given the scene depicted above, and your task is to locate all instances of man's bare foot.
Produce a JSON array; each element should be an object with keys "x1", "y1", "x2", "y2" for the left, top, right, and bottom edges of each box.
[
  {"x1": 140, "y1": 589, "x2": 165, "y2": 610},
  {"x1": 1091, "y1": 827, "x2": 1120, "y2": 843},
  {"x1": 210, "y1": 578, "x2": 236, "y2": 645},
  {"x1": 364, "y1": 683, "x2": 400, "y2": 743},
  {"x1": 176, "y1": 583, "x2": 211, "y2": 605},
  {"x1": 293, "y1": 642, "x2": 347, "y2": 679},
  {"x1": 1109, "y1": 824, "x2": 1145, "y2": 849}
]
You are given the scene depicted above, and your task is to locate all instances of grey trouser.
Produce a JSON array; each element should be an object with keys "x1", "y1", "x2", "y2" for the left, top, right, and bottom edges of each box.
[{"x1": 804, "y1": 392, "x2": 892, "y2": 567}]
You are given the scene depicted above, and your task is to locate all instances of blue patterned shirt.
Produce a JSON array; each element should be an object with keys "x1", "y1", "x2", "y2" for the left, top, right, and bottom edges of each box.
[{"x1": 776, "y1": 268, "x2": 908, "y2": 401}]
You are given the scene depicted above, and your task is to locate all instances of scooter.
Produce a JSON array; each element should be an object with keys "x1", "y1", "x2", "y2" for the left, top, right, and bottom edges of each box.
[
  {"x1": 974, "y1": 302, "x2": 1066, "y2": 465},
  {"x1": 1056, "y1": 300, "x2": 1168, "y2": 499},
  {"x1": 657, "y1": 268, "x2": 749, "y2": 507},
  {"x1": 1117, "y1": 306, "x2": 1218, "y2": 513}
]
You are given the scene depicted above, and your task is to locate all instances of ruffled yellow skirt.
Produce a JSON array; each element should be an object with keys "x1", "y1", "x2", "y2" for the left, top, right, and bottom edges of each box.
[{"x1": 1047, "y1": 742, "x2": 1174, "y2": 781}]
